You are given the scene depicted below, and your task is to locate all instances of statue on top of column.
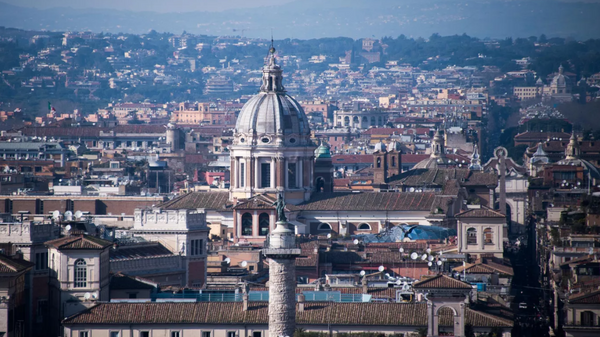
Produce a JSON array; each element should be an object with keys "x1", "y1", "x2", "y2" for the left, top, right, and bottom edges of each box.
[{"x1": 273, "y1": 193, "x2": 287, "y2": 222}]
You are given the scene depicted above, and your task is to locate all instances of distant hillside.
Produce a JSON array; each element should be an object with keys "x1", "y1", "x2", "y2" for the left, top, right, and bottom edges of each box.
[{"x1": 1, "y1": 0, "x2": 600, "y2": 39}]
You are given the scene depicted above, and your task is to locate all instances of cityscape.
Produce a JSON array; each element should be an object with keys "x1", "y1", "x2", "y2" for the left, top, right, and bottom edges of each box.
[{"x1": 1, "y1": 1, "x2": 600, "y2": 337}]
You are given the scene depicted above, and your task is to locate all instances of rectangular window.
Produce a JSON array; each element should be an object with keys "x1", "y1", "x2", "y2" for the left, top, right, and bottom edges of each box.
[
  {"x1": 79, "y1": 332, "x2": 89, "y2": 337},
  {"x1": 140, "y1": 332, "x2": 150, "y2": 337},
  {"x1": 288, "y1": 163, "x2": 297, "y2": 189},
  {"x1": 110, "y1": 332, "x2": 120, "y2": 337},
  {"x1": 171, "y1": 332, "x2": 180, "y2": 337},
  {"x1": 227, "y1": 332, "x2": 237, "y2": 337},
  {"x1": 202, "y1": 332, "x2": 211, "y2": 337},
  {"x1": 35, "y1": 252, "x2": 48, "y2": 270},
  {"x1": 240, "y1": 163, "x2": 245, "y2": 187},
  {"x1": 261, "y1": 163, "x2": 271, "y2": 188},
  {"x1": 252, "y1": 332, "x2": 262, "y2": 337}
]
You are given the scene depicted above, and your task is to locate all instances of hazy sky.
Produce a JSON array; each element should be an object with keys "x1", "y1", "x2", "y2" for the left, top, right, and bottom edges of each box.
[{"x1": 3, "y1": 0, "x2": 295, "y2": 12}]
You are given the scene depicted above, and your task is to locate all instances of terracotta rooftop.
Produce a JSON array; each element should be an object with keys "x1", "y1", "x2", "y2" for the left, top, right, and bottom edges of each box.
[
  {"x1": 413, "y1": 275, "x2": 473, "y2": 289},
  {"x1": 63, "y1": 302, "x2": 512, "y2": 328},
  {"x1": 298, "y1": 192, "x2": 437, "y2": 212},
  {"x1": 453, "y1": 262, "x2": 514, "y2": 276},
  {"x1": 159, "y1": 192, "x2": 232, "y2": 211},
  {"x1": 110, "y1": 242, "x2": 173, "y2": 261},
  {"x1": 569, "y1": 289, "x2": 600, "y2": 304},
  {"x1": 456, "y1": 207, "x2": 506, "y2": 219},
  {"x1": 389, "y1": 168, "x2": 497, "y2": 188},
  {"x1": 46, "y1": 235, "x2": 112, "y2": 250},
  {"x1": 0, "y1": 254, "x2": 34, "y2": 274}
]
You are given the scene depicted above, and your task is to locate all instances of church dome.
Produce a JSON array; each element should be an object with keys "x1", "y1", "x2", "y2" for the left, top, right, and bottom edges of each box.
[
  {"x1": 413, "y1": 129, "x2": 454, "y2": 169},
  {"x1": 234, "y1": 48, "x2": 310, "y2": 146}
]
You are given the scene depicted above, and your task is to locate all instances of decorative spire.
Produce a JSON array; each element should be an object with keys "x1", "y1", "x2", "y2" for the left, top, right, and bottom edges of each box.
[
  {"x1": 565, "y1": 131, "x2": 580, "y2": 160},
  {"x1": 430, "y1": 129, "x2": 446, "y2": 159},
  {"x1": 260, "y1": 43, "x2": 285, "y2": 93},
  {"x1": 558, "y1": 64, "x2": 564, "y2": 75},
  {"x1": 468, "y1": 144, "x2": 482, "y2": 171}
]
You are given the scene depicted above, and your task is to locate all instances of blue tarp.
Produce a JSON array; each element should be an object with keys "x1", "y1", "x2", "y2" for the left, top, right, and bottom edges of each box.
[{"x1": 354, "y1": 225, "x2": 455, "y2": 243}]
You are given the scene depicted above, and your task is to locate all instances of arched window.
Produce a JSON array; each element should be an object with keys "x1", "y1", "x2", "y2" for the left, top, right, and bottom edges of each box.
[
  {"x1": 259, "y1": 213, "x2": 270, "y2": 236},
  {"x1": 370, "y1": 117, "x2": 376, "y2": 126},
  {"x1": 376, "y1": 158, "x2": 381, "y2": 168},
  {"x1": 344, "y1": 116, "x2": 350, "y2": 126},
  {"x1": 484, "y1": 228, "x2": 493, "y2": 245},
  {"x1": 241, "y1": 213, "x2": 253, "y2": 236},
  {"x1": 358, "y1": 223, "x2": 371, "y2": 230},
  {"x1": 315, "y1": 177, "x2": 325, "y2": 193},
  {"x1": 353, "y1": 116, "x2": 359, "y2": 124},
  {"x1": 391, "y1": 156, "x2": 396, "y2": 167},
  {"x1": 318, "y1": 223, "x2": 332, "y2": 231},
  {"x1": 74, "y1": 259, "x2": 87, "y2": 288},
  {"x1": 467, "y1": 228, "x2": 477, "y2": 245}
]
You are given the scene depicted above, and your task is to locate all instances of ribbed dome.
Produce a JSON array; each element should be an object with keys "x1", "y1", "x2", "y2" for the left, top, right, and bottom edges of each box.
[
  {"x1": 235, "y1": 92, "x2": 310, "y2": 136},
  {"x1": 234, "y1": 48, "x2": 310, "y2": 146}
]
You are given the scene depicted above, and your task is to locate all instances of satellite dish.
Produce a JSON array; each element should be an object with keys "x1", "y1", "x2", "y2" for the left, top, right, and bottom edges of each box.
[
  {"x1": 84, "y1": 292, "x2": 91, "y2": 301},
  {"x1": 327, "y1": 233, "x2": 332, "y2": 239},
  {"x1": 385, "y1": 273, "x2": 390, "y2": 278},
  {"x1": 428, "y1": 255, "x2": 434, "y2": 262},
  {"x1": 409, "y1": 187, "x2": 415, "y2": 192},
  {"x1": 65, "y1": 211, "x2": 73, "y2": 221},
  {"x1": 52, "y1": 210, "x2": 60, "y2": 219},
  {"x1": 421, "y1": 254, "x2": 428, "y2": 260},
  {"x1": 378, "y1": 265, "x2": 385, "y2": 272},
  {"x1": 92, "y1": 292, "x2": 98, "y2": 299},
  {"x1": 399, "y1": 247, "x2": 404, "y2": 253},
  {"x1": 353, "y1": 239, "x2": 359, "y2": 245},
  {"x1": 359, "y1": 270, "x2": 366, "y2": 277},
  {"x1": 410, "y1": 252, "x2": 418, "y2": 260},
  {"x1": 437, "y1": 260, "x2": 443, "y2": 266},
  {"x1": 241, "y1": 261, "x2": 248, "y2": 268},
  {"x1": 75, "y1": 210, "x2": 83, "y2": 219},
  {"x1": 225, "y1": 258, "x2": 231, "y2": 264},
  {"x1": 426, "y1": 248, "x2": 431, "y2": 254},
  {"x1": 428, "y1": 262, "x2": 433, "y2": 267},
  {"x1": 65, "y1": 225, "x2": 72, "y2": 232}
]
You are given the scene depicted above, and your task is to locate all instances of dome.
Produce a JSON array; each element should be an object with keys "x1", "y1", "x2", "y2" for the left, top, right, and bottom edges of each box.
[
  {"x1": 315, "y1": 142, "x2": 331, "y2": 159},
  {"x1": 234, "y1": 49, "x2": 310, "y2": 146},
  {"x1": 413, "y1": 129, "x2": 454, "y2": 169}
]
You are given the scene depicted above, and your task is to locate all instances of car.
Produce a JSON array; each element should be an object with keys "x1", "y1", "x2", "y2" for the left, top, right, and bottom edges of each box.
[{"x1": 519, "y1": 302, "x2": 528, "y2": 309}]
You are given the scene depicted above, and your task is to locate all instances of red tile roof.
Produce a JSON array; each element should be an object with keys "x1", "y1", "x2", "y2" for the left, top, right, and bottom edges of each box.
[
  {"x1": 46, "y1": 235, "x2": 112, "y2": 250},
  {"x1": 569, "y1": 289, "x2": 600, "y2": 304},
  {"x1": 63, "y1": 302, "x2": 512, "y2": 328},
  {"x1": 0, "y1": 254, "x2": 34, "y2": 274},
  {"x1": 413, "y1": 275, "x2": 473, "y2": 289},
  {"x1": 456, "y1": 207, "x2": 506, "y2": 219},
  {"x1": 332, "y1": 155, "x2": 373, "y2": 164},
  {"x1": 299, "y1": 192, "x2": 437, "y2": 211}
]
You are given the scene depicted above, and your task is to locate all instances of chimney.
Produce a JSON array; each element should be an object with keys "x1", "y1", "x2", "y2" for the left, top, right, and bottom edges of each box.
[
  {"x1": 362, "y1": 277, "x2": 368, "y2": 294},
  {"x1": 242, "y1": 293, "x2": 249, "y2": 311},
  {"x1": 297, "y1": 293, "x2": 306, "y2": 312},
  {"x1": 233, "y1": 197, "x2": 238, "y2": 206}
]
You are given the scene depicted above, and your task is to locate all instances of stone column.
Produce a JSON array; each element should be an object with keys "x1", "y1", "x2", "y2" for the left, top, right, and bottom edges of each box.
[
  {"x1": 254, "y1": 158, "x2": 259, "y2": 189},
  {"x1": 268, "y1": 257, "x2": 296, "y2": 337}
]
